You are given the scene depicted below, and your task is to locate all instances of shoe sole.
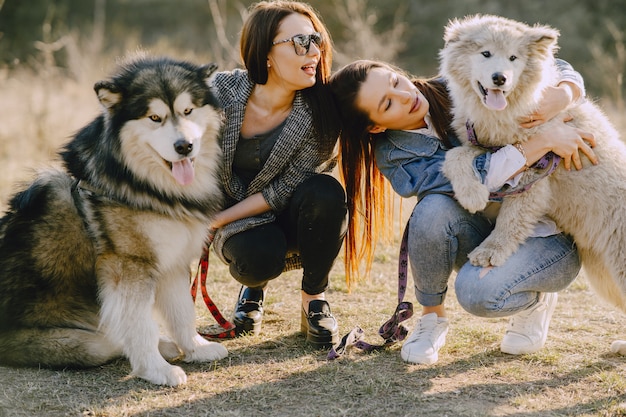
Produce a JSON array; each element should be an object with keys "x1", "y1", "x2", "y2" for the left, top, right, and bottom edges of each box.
[
  {"x1": 233, "y1": 317, "x2": 262, "y2": 336},
  {"x1": 400, "y1": 351, "x2": 438, "y2": 365},
  {"x1": 305, "y1": 330, "x2": 339, "y2": 349},
  {"x1": 300, "y1": 314, "x2": 338, "y2": 349}
]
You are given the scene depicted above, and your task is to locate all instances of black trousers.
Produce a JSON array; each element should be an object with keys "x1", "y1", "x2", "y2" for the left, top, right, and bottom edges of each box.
[{"x1": 222, "y1": 174, "x2": 347, "y2": 295}]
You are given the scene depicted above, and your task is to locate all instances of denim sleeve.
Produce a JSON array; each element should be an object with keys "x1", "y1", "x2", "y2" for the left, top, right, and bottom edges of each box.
[
  {"x1": 473, "y1": 152, "x2": 490, "y2": 185},
  {"x1": 374, "y1": 130, "x2": 454, "y2": 199}
]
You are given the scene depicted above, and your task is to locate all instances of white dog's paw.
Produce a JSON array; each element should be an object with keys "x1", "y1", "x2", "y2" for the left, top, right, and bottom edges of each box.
[
  {"x1": 455, "y1": 184, "x2": 491, "y2": 213},
  {"x1": 442, "y1": 147, "x2": 490, "y2": 213},
  {"x1": 611, "y1": 340, "x2": 626, "y2": 355},
  {"x1": 469, "y1": 239, "x2": 515, "y2": 267},
  {"x1": 135, "y1": 363, "x2": 188, "y2": 386},
  {"x1": 158, "y1": 336, "x2": 182, "y2": 360},
  {"x1": 183, "y1": 335, "x2": 228, "y2": 362}
]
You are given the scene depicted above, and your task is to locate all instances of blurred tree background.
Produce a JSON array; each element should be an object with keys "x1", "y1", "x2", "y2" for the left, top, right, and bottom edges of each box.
[{"x1": 0, "y1": 0, "x2": 624, "y2": 105}]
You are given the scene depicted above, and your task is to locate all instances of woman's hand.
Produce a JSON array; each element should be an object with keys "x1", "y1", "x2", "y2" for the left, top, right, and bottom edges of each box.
[
  {"x1": 209, "y1": 212, "x2": 227, "y2": 231},
  {"x1": 519, "y1": 82, "x2": 578, "y2": 128},
  {"x1": 535, "y1": 117, "x2": 598, "y2": 171}
]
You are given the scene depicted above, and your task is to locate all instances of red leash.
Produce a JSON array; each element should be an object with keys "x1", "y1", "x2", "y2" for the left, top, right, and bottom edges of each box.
[{"x1": 191, "y1": 230, "x2": 236, "y2": 339}]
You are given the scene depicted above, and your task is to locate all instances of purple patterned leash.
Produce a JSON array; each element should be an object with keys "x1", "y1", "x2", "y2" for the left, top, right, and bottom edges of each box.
[{"x1": 328, "y1": 219, "x2": 414, "y2": 359}]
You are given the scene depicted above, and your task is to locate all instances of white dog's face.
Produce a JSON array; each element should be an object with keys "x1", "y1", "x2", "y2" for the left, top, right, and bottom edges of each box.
[
  {"x1": 468, "y1": 42, "x2": 528, "y2": 111},
  {"x1": 120, "y1": 92, "x2": 220, "y2": 186},
  {"x1": 440, "y1": 15, "x2": 560, "y2": 115}
]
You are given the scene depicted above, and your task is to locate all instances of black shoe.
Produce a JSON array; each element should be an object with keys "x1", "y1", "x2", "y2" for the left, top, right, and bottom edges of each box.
[
  {"x1": 300, "y1": 300, "x2": 339, "y2": 349},
  {"x1": 233, "y1": 286, "x2": 264, "y2": 336}
]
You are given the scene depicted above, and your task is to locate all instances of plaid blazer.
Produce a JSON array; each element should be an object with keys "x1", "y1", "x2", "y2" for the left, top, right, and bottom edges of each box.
[{"x1": 210, "y1": 69, "x2": 336, "y2": 270}]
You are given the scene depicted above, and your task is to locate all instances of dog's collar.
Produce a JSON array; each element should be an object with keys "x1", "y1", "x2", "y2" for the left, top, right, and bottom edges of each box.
[
  {"x1": 74, "y1": 179, "x2": 99, "y2": 196},
  {"x1": 72, "y1": 178, "x2": 119, "y2": 204}
]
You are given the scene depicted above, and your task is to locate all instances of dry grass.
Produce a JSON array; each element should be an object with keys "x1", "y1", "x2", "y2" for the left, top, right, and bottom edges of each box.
[
  {"x1": 2, "y1": 67, "x2": 626, "y2": 417},
  {"x1": 1, "y1": 254, "x2": 626, "y2": 417}
]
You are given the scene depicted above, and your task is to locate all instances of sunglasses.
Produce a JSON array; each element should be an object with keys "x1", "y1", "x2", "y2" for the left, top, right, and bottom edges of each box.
[{"x1": 272, "y1": 32, "x2": 324, "y2": 56}]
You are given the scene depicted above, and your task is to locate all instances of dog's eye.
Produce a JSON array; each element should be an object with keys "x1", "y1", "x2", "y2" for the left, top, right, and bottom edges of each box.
[
  {"x1": 184, "y1": 108, "x2": 193, "y2": 116},
  {"x1": 481, "y1": 51, "x2": 491, "y2": 58},
  {"x1": 149, "y1": 114, "x2": 162, "y2": 123},
  {"x1": 509, "y1": 55, "x2": 517, "y2": 62}
]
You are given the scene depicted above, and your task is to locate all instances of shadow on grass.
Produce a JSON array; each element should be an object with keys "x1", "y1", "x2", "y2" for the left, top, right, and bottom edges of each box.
[
  {"x1": 1, "y1": 333, "x2": 625, "y2": 417},
  {"x1": 122, "y1": 342, "x2": 626, "y2": 417}
]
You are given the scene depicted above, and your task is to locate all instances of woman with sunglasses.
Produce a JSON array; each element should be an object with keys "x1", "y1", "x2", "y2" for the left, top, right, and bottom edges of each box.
[
  {"x1": 330, "y1": 59, "x2": 597, "y2": 364},
  {"x1": 208, "y1": 1, "x2": 345, "y2": 348}
]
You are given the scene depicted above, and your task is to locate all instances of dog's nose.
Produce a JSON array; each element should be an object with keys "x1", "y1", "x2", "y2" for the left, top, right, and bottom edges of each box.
[
  {"x1": 174, "y1": 139, "x2": 193, "y2": 156},
  {"x1": 492, "y1": 72, "x2": 507, "y2": 86}
]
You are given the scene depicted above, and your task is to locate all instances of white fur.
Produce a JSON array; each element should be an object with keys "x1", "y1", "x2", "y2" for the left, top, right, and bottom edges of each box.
[{"x1": 440, "y1": 14, "x2": 626, "y2": 352}]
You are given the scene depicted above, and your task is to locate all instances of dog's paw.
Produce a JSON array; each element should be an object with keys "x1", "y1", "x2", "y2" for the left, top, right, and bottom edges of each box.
[
  {"x1": 454, "y1": 183, "x2": 490, "y2": 214},
  {"x1": 135, "y1": 363, "x2": 188, "y2": 386},
  {"x1": 468, "y1": 246, "x2": 496, "y2": 267},
  {"x1": 159, "y1": 336, "x2": 183, "y2": 360},
  {"x1": 469, "y1": 240, "x2": 513, "y2": 267},
  {"x1": 183, "y1": 335, "x2": 228, "y2": 362},
  {"x1": 611, "y1": 340, "x2": 626, "y2": 355}
]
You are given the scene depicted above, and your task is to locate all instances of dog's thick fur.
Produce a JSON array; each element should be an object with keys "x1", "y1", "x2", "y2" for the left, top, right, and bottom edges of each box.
[
  {"x1": 0, "y1": 56, "x2": 228, "y2": 385},
  {"x1": 440, "y1": 15, "x2": 626, "y2": 351}
]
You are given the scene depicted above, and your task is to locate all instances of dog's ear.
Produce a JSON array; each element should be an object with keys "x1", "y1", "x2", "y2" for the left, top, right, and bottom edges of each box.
[
  {"x1": 203, "y1": 63, "x2": 219, "y2": 86},
  {"x1": 442, "y1": 17, "x2": 464, "y2": 45},
  {"x1": 94, "y1": 81, "x2": 122, "y2": 112},
  {"x1": 527, "y1": 24, "x2": 560, "y2": 56}
]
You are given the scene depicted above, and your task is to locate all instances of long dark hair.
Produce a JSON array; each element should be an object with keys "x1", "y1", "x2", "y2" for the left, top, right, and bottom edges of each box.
[
  {"x1": 240, "y1": 1, "x2": 340, "y2": 144},
  {"x1": 329, "y1": 60, "x2": 453, "y2": 283}
]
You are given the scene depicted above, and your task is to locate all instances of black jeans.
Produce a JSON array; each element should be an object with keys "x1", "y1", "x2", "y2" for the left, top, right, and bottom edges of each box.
[{"x1": 222, "y1": 174, "x2": 347, "y2": 295}]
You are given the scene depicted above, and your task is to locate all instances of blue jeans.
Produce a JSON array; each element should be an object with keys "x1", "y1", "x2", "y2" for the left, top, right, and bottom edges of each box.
[{"x1": 407, "y1": 193, "x2": 581, "y2": 317}]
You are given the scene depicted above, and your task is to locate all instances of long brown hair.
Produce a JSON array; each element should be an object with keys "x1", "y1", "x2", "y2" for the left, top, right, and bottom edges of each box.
[
  {"x1": 329, "y1": 60, "x2": 453, "y2": 284},
  {"x1": 240, "y1": 1, "x2": 340, "y2": 144}
]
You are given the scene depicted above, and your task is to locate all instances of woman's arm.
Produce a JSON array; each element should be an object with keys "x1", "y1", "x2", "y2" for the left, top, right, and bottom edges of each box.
[
  {"x1": 210, "y1": 193, "x2": 271, "y2": 230},
  {"x1": 520, "y1": 59, "x2": 586, "y2": 127},
  {"x1": 517, "y1": 117, "x2": 597, "y2": 171},
  {"x1": 480, "y1": 117, "x2": 597, "y2": 192}
]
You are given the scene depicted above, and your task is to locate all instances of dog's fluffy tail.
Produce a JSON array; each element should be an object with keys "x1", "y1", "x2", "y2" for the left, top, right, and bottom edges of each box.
[{"x1": 0, "y1": 327, "x2": 121, "y2": 368}]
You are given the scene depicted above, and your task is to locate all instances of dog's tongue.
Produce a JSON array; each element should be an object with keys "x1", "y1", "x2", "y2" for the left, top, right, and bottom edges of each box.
[
  {"x1": 171, "y1": 159, "x2": 194, "y2": 186},
  {"x1": 485, "y1": 89, "x2": 507, "y2": 110}
]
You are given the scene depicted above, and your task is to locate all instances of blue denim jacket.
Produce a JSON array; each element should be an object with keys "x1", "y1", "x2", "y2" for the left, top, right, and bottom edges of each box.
[{"x1": 374, "y1": 129, "x2": 462, "y2": 199}]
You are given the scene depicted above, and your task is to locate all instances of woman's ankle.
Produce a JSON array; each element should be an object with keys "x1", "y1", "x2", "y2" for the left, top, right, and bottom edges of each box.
[{"x1": 301, "y1": 291, "x2": 326, "y2": 313}]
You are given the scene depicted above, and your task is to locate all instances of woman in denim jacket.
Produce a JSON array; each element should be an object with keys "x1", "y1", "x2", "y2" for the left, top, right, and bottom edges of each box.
[
  {"x1": 330, "y1": 59, "x2": 597, "y2": 364},
  {"x1": 209, "y1": 1, "x2": 346, "y2": 348}
]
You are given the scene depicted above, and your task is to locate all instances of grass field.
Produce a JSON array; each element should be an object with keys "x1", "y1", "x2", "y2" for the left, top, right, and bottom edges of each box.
[
  {"x1": 1, "y1": 65, "x2": 626, "y2": 417},
  {"x1": 1, "y1": 254, "x2": 625, "y2": 417}
]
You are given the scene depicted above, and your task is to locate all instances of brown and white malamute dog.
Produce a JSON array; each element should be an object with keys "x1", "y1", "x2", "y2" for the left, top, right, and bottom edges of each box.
[{"x1": 0, "y1": 55, "x2": 227, "y2": 386}]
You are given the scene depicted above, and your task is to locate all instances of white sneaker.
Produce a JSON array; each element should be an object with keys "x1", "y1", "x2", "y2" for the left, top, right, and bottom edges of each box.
[
  {"x1": 500, "y1": 292, "x2": 558, "y2": 355},
  {"x1": 400, "y1": 313, "x2": 449, "y2": 364}
]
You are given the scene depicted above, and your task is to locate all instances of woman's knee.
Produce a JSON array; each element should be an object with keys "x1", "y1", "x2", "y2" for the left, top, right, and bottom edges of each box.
[
  {"x1": 222, "y1": 226, "x2": 287, "y2": 286},
  {"x1": 293, "y1": 175, "x2": 346, "y2": 210},
  {"x1": 229, "y1": 254, "x2": 285, "y2": 287},
  {"x1": 408, "y1": 195, "x2": 465, "y2": 249},
  {"x1": 454, "y1": 266, "x2": 500, "y2": 317}
]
